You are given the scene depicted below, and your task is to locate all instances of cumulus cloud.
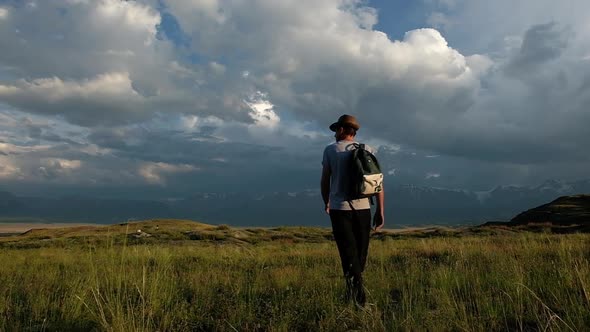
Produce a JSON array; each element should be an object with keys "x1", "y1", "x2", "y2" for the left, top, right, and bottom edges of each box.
[
  {"x1": 0, "y1": 0, "x2": 161, "y2": 77},
  {"x1": 1, "y1": 1, "x2": 484, "y2": 137},
  {"x1": 42, "y1": 158, "x2": 82, "y2": 170},
  {"x1": 0, "y1": 142, "x2": 52, "y2": 155},
  {"x1": 164, "y1": 1, "x2": 483, "y2": 127},
  {"x1": 139, "y1": 162, "x2": 198, "y2": 185},
  {"x1": 0, "y1": 0, "x2": 255, "y2": 125},
  {"x1": 246, "y1": 92, "x2": 280, "y2": 129},
  {"x1": 36, "y1": 158, "x2": 83, "y2": 180},
  {"x1": 0, "y1": 158, "x2": 22, "y2": 179},
  {"x1": 0, "y1": 7, "x2": 8, "y2": 19},
  {"x1": 1, "y1": 0, "x2": 590, "y2": 196},
  {"x1": 0, "y1": 73, "x2": 148, "y2": 126},
  {"x1": 0, "y1": 117, "x2": 201, "y2": 189}
]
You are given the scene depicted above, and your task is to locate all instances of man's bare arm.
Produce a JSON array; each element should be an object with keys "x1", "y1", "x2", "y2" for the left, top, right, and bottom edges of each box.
[
  {"x1": 320, "y1": 165, "x2": 331, "y2": 214},
  {"x1": 373, "y1": 186, "x2": 385, "y2": 230}
]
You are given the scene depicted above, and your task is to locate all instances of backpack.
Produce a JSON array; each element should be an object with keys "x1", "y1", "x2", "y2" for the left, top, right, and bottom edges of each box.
[{"x1": 348, "y1": 143, "x2": 383, "y2": 202}]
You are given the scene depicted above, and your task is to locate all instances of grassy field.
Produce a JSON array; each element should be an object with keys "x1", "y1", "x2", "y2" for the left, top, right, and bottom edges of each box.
[{"x1": 0, "y1": 220, "x2": 589, "y2": 331}]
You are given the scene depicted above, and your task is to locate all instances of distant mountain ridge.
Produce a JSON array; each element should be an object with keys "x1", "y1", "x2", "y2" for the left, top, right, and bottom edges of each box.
[{"x1": 0, "y1": 179, "x2": 589, "y2": 226}]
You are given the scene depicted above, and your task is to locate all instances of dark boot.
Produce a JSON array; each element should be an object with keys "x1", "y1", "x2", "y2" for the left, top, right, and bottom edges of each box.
[
  {"x1": 344, "y1": 276, "x2": 354, "y2": 302},
  {"x1": 353, "y1": 275, "x2": 366, "y2": 307}
]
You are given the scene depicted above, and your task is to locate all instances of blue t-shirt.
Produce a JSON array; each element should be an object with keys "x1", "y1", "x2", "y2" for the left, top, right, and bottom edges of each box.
[{"x1": 322, "y1": 140, "x2": 374, "y2": 211}]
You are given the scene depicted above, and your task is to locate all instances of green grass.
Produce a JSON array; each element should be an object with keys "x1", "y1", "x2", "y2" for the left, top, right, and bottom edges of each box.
[{"x1": 0, "y1": 222, "x2": 589, "y2": 331}]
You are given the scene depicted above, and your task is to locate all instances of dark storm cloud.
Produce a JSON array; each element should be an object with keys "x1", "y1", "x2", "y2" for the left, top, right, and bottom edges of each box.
[{"x1": 506, "y1": 22, "x2": 569, "y2": 76}]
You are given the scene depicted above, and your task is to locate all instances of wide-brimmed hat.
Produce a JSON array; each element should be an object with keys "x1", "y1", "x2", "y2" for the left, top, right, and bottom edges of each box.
[{"x1": 329, "y1": 114, "x2": 360, "y2": 132}]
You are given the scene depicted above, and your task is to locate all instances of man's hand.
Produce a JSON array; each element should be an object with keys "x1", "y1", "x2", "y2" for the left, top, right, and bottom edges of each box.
[
  {"x1": 325, "y1": 204, "x2": 330, "y2": 215},
  {"x1": 373, "y1": 211, "x2": 384, "y2": 231}
]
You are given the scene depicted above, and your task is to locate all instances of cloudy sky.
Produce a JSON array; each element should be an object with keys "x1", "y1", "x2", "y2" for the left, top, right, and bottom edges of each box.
[{"x1": 0, "y1": 0, "x2": 589, "y2": 198}]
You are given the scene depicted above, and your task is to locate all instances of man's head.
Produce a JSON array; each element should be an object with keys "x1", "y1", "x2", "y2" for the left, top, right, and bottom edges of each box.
[{"x1": 330, "y1": 114, "x2": 360, "y2": 140}]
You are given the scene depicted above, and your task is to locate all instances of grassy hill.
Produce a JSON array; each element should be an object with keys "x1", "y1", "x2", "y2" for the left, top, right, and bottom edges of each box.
[
  {"x1": 0, "y1": 219, "x2": 337, "y2": 248},
  {"x1": 482, "y1": 194, "x2": 590, "y2": 233},
  {"x1": 511, "y1": 194, "x2": 590, "y2": 225},
  {"x1": 2, "y1": 217, "x2": 536, "y2": 249}
]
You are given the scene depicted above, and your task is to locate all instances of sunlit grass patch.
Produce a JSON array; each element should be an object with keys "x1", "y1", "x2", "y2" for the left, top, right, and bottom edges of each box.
[{"x1": 0, "y1": 228, "x2": 589, "y2": 331}]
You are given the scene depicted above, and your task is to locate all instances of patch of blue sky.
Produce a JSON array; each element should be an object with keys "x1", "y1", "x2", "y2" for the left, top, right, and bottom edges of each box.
[
  {"x1": 154, "y1": 6, "x2": 234, "y2": 70},
  {"x1": 368, "y1": 0, "x2": 468, "y2": 53},
  {"x1": 0, "y1": 0, "x2": 24, "y2": 8},
  {"x1": 156, "y1": 11, "x2": 190, "y2": 48},
  {"x1": 367, "y1": 0, "x2": 431, "y2": 39}
]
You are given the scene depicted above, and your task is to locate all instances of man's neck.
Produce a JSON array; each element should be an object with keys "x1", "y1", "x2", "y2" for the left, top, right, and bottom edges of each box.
[{"x1": 337, "y1": 136, "x2": 355, "y2": 142}]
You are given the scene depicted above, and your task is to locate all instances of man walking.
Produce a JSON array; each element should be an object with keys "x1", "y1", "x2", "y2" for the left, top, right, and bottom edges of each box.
[{"x1": 321, "y1": 114, "x2": 385, "y2": 307}]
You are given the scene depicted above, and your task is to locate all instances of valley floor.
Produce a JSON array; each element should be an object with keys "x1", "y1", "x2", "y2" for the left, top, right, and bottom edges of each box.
[{"x1": 0, "y1": 223, "x2": 588, "y2": 331}]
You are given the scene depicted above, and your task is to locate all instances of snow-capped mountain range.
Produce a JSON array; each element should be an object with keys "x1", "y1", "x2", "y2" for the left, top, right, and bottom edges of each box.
[{"x1": 1, "y1": 179, "x2": 589, "y2": 226}]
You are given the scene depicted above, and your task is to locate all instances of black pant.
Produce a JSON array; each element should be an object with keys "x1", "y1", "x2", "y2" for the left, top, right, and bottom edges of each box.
[{"x1": 329, "y1": 209, "x2": 371, "y2": 279}]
